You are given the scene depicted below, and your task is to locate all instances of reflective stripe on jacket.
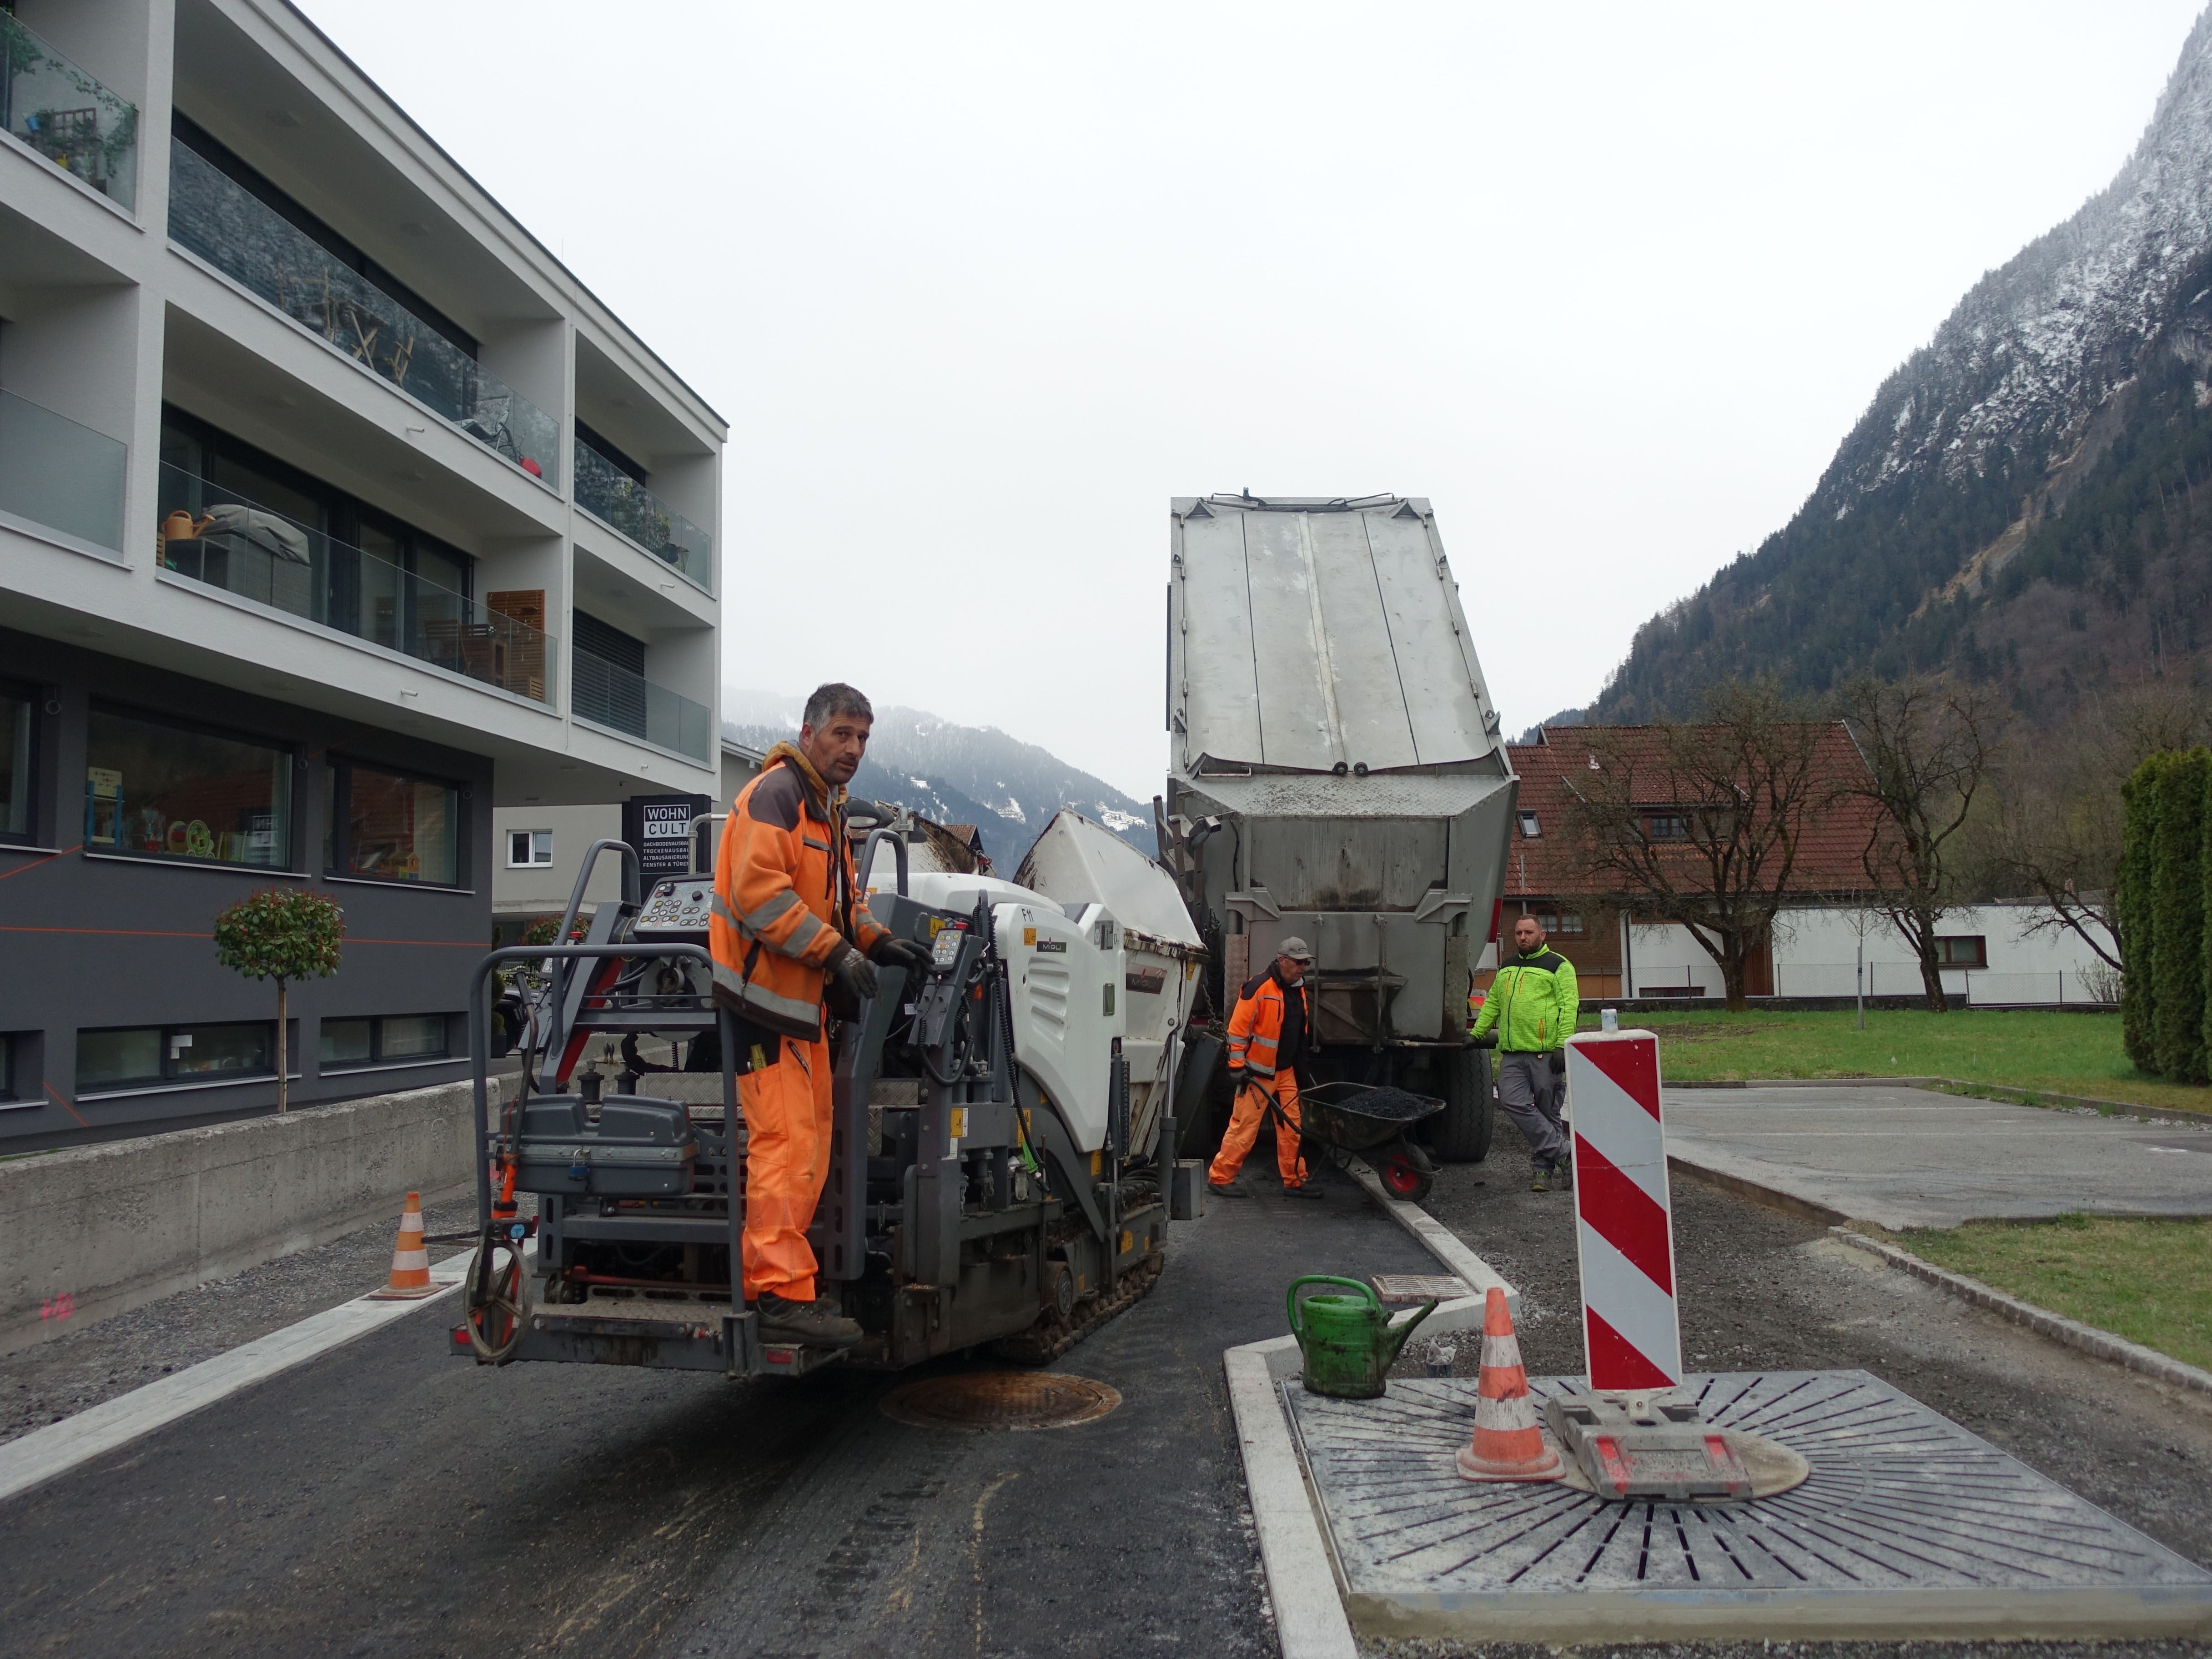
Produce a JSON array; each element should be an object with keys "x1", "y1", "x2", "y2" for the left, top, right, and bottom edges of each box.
[
  {"x1": 709, "y1": 747, "x2": 889, "y2": 1040},
  {"x1": 1228, "y1": 969, "x2": 1312, "y2": 1079},
  {"x1": 1469, "y1": 947, "x2": 1579, "y2": 1052}
]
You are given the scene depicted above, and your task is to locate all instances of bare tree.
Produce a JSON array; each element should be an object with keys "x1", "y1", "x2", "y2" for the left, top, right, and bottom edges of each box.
[
  {"x1": 1838, "y1": 678, "x2": 2000, "y2": 1013},
  {"x1": 1562, "y1": 680, "x2": 1839, "y2": 1011},
  {"x1": 1980, "y1": 679, "x2": 2211, "y2": 974}
]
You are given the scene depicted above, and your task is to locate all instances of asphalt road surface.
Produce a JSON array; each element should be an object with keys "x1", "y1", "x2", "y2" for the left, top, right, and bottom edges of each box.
[{"x1": 0, "y1": 1162, "x2": 1433, "y2": 1659}]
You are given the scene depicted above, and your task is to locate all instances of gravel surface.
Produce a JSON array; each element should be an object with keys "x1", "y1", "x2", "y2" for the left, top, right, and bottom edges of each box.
[
  {"x1": 0, "y1": 1193, "x2": 486, "y2": 1445},
  {"x1": 1378, "y1": 1113, "x2": 2212, "y2": 1658}
]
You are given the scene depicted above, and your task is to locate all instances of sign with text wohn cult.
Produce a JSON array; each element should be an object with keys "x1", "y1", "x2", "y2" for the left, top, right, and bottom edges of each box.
[
  {"x1": 623, "y1": 794, "x2": 713, "y2": 881},
  {"x1": 1563, "y1": 1029, "x2": 1683, "y2": 1391}
]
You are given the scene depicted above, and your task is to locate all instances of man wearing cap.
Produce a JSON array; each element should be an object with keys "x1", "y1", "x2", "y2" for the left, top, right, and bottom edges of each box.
[{"x1": 1210, "y1": 937, "x2": 1322, "y2": 1199}]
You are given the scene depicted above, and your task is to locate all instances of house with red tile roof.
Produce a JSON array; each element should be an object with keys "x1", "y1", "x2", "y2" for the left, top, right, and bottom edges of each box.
[{"x1": 1494, "y1": 723, "x2": 1887, "y2": 1000}]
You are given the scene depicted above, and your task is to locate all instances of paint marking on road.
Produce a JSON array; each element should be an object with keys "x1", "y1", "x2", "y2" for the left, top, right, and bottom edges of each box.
[{"x1": 0, "y1": 1247, "x2": 491, "y2": 1506}]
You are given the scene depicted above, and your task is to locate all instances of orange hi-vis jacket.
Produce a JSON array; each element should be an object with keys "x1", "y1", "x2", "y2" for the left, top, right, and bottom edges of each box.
[
  {"x1": 709, "y1": 744, "x2": 890, "y2": 1041},
  {"x1": 1227, "y1": 968, "x2": 1312, "y2": 1079}
]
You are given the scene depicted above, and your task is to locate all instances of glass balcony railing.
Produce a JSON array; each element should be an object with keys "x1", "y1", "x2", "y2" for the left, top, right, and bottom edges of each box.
[
  {"x1": 572, "y1": 649, "x2": 710, "y2": 762},
  {"x1": 0, "y1": 387, "x2": 126, "y2": 551},
  {"x1": 156, "y1": 460, "x2": 558, "y2": 706},
  {"x1": 167, "y1": 142, "x2": 559, "y2": 487},
  {"x1": 573, "y1": 439, "x2": 711, "y2": 591},
  {"x1": 2, "y1": 14, "x2": 136, "y2": 211}
]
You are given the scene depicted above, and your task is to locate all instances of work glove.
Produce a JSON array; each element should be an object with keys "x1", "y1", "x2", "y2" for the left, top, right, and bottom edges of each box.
[
  {"x1": 829, "y1": 943, "x2": 879, "y2": 1002},
  {"x1": 868, "y1": 934, "x2": 934, "y2": 973},
  {"x1": 1471, "y1": 1031, "x2": 1498, "y2": 1049},
  {"x1": 1548, "y1": 1050, "x2": 1566, "y2": 1076}
]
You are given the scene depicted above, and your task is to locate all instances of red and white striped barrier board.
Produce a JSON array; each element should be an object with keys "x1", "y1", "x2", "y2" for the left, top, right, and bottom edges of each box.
[{"x1": 1563, "y1": 1029, "x2": 1682, "y2": 1391}]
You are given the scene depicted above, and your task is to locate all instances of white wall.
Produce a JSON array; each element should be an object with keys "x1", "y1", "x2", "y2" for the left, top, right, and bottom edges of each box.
[
  {"x1": 491, "y1": 803, "x2": 621, "y2": 918},
  {"x1": 1620, "y1": 904, "x2": 2116, "y2": 1004}
]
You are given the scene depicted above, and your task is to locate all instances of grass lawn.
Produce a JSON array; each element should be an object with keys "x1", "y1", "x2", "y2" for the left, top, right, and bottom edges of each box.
[
  {"x1": 1900, "y1": 1215, "x2": 2212, "y2": 1371},
  {"x1": 1611, "y1": 1007, "x2": 2212, "y2": 1116}
]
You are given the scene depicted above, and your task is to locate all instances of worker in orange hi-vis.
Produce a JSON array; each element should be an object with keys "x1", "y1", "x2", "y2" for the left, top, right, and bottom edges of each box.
[
  {"x1": 1208, "y1": 936, "x2": 1322, "y2": 1200},
  {"x1": 708, "y1": 682, "x2": 934, "y2": 1347}
]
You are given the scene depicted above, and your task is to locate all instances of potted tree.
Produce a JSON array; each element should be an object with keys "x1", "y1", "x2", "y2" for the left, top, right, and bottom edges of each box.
[{"x1": 213, "y1": 888, "x2": 345, "y2": 1113}]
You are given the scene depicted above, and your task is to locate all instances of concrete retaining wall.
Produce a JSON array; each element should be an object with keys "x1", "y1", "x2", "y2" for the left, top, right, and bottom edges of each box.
[{"x1": 0, "y1": 1078, "x2": 506, "y2": 1355}]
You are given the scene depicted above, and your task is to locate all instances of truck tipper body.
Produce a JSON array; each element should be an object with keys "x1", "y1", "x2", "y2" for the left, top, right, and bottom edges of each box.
[{"x1": 1160, "y1": 493, "x2": 1517, "y2": 1159}]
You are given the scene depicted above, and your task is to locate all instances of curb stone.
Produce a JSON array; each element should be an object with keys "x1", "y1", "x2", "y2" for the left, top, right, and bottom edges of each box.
[
  {"x1": 1671, "y1": 1074, "x2": 2212, "y2": 1129},
  {"x1": 1827, "y1": 1226, "x2": 2212, "y2": 1400}
]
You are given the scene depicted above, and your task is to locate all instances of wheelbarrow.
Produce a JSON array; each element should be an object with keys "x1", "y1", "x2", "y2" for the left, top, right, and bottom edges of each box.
[{"x1": 1256, "y1": 1079, "x2": 1445, "y2": 1204}]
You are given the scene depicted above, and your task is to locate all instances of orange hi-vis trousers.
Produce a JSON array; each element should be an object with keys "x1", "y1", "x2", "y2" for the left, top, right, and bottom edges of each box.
[
  {"x1": 1209, "y1": 1070, "x2": 1307, "y2": 1188},
  {"x1": 738, "y1": 1032, "x2": 833, "y2": 1302}
]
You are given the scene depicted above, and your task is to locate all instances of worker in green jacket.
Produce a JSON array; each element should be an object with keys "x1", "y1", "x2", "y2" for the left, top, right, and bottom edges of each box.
[{"x1": 1470, "y1": 914, "x2": 1579, "y2": 1191}]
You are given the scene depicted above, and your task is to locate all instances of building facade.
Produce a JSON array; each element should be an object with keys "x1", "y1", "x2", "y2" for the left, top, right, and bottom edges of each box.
[{"x1": 0, "y1": 0, "x2": 724, "y2": 1146}]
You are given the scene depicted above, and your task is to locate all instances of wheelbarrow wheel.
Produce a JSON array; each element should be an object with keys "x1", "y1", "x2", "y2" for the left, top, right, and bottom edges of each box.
[{"x1": 1374, "y1": 1145, "x2": 1434, "y2": 1205}]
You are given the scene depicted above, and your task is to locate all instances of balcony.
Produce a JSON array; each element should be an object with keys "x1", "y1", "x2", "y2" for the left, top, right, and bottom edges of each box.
[
  {"x1": 155, "y1": 459, "x2": 557, "y2": 705},
  {"x1": 1, "y1": 14, "x2": 136, "y2": 211},
  {"x1": 574, "y1": 438, "x2": 710, "y2": 591},
  {"x1": 0, "y1": 387, "x2": 126, "y2": 552},
  {"x1": 167, "y1": 141, "x2": 559, "y2": 487},
  {"x1": 572, "y1": 649, "x2": 710, "y2": 762}
]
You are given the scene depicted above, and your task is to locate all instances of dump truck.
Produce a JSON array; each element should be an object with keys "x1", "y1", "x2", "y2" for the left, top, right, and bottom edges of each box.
[{"x1": 1158, "y1": 493, "x2": 1517, "y2": 1169}]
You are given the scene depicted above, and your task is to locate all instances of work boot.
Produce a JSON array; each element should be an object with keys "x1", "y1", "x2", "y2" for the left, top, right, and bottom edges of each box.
[
  {"x1": 1282, "y1": 1183, "x2": 1324, "y2": 1201},
  {"x1": 1549, "y1": 1156, "x2": 1573, "y2": 1190},
  {"x1": 1208, "y1": 1178, "x2": 1248, "y2": 1198},
  {"x1": 1529, "y1": 1165, "x2": 1550, "y2": 1193},
  {"x1": 755, "y1": 1291, "x2": 861, "y2": 1348}
]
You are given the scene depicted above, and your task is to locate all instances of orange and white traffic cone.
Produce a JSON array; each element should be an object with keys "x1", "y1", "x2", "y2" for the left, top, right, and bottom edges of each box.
[
  {"x1": 1455, "y1": 1285, "x2": 1564, "y2": 1482},
  {"x1": 367, "y1": 1190, "x2": 437, "y2": 1300}
]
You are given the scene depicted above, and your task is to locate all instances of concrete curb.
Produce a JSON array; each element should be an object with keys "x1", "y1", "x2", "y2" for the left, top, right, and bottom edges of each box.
[
  {"x1": 1226, "y1": 1170, "x2": 1520, "y2": 1657},
  {"x1": 1672, "y1": 1074, "x2": 2212, "y2": 1129},
  {"x1": 1342, "y1": 1155, "x2": 1520, "y2": 1319},
  {"x1": 1827, "y1": 1227, "x2": 2212, "y2": 1401}
]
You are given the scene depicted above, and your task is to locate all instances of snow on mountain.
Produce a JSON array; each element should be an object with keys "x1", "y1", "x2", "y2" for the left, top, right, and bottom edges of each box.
[{"x1": 722, "y1": 690, "x2": 1156, "y2": 868}]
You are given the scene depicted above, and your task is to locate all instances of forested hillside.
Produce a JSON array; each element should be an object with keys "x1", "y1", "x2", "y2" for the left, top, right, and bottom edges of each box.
[{"x1": 1594, "y1": 10, "x2": 2212, "y2": 723}]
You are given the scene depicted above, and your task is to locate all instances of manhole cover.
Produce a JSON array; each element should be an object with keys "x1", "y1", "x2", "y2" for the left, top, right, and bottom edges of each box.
[{"x1": 880, "y1": 1371, "x2": 1121, "y2": 1431}]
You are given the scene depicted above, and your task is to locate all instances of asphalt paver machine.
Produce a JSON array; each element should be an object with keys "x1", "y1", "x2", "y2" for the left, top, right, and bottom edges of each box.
[{"x1": 458, "y1": 825, "x2": 1187, "y2": 1379}]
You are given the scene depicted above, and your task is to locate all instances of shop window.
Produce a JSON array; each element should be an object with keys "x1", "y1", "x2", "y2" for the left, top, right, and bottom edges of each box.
[
  {"x1": 508, "y1": 828, "x2": 553, "y2": 867},
  {"x1": 0, "y1": 682, "x2": 33, "y2": 844},
  {"x1": 77, "y1": 1022, "x2": 274, "y2": 1092},
  {"x1": 85, "y1": 707, "x2": 293, "y2": 868},
  {"x1": 320, "y1": 1013, "x2": 451, "y2": 1070},
  {"x1": 0, "y1": 1034, "x2": 15, "y2": 1102},
  {"x1": 1934, "y1": 936, "x2": 1987, "y2": 969},
  {"x1": 324, "y1": 759, "x2": 463, "y2": 885}
]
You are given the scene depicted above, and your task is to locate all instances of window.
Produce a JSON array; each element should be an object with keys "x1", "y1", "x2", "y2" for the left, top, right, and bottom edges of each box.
[
  {"x1": 1643, "y1": 812, "x2": 1690, "y2": 841},
  {"x1": 0, "y1": 681, "x2": 33, "y2": 844},
  {"x1": 324, "y1": 759, "x2": 463, "y2": 885},
  {"x1": 321, "y1": 1013, "x2": 451, "y2": 1070},
  {"x1": 1934, "y1": 936, "x2": 1987, "y2": 969},
  {"x1": 1530, "y1": 910, "x2": 1585, "y2": 935},
  {"x1": 85, "y1": 707, "x2": 293, "y2": 868},
  {"x1": 1516, "y1": 810, "x2": 1541, "y2": 839},
  {"x1": 1557, "y1": 910, "x2": 1585, "y2": 935},
  {"x1": 0, "y1": 1034, "x2": 15, "y2": 1103},
  {"x1": 508, "y1": 828, "x2": 553, "y2": 867},
  {"x1": 77, "y1": 1021, "x2": 274, "y2": 1092}
]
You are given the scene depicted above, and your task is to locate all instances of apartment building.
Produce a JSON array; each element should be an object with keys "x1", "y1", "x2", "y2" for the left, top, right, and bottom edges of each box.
[{"x1": 0, "y1": 0, "x2": 724, "y2": 1146}]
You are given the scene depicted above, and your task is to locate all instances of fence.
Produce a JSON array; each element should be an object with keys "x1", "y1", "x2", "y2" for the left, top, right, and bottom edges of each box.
[{"x1": 1621, "y1": 963, "x2": 2115, "y2": 1008}]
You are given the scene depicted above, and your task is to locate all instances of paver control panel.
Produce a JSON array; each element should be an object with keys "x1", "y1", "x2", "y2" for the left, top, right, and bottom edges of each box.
[{"x1": 632, "y1": 877, "x2": 712, "y2": 939}]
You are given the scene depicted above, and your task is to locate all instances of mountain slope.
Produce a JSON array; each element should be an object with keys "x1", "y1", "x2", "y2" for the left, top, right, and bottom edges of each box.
[
  {"x1": 723, "y1": 691, "x2": 1154, "y2": 869},
  {"x1": 1596, "y1": 10, "x2": 2212, "y2": 723}
]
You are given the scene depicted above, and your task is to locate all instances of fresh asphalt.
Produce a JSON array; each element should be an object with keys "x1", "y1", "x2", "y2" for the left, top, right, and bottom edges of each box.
[{"x1": 0, "y1": 1153, "x2": 1437, "y2": 1659}]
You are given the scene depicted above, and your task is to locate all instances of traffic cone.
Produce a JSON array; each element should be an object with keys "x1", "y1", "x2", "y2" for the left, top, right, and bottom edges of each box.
[
  {"x1": 367, "y1": 1191, "x2": 437, "y2": 1300},
  {"x1": 1455, "y1": 1285, "x2": 1564, "y2": 1482}
]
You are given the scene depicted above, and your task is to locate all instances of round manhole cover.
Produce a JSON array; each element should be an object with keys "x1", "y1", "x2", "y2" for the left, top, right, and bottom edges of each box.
[{"x1": 880, "y1": 1371, "x2": 1121, "y2": 1432}]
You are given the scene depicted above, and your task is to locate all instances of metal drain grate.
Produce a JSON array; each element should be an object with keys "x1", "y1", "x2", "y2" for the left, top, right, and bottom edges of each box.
[
  {"x1": 880, "y1": 1371, "x2": 1121, "y2": 1432},
  {"x1": 1285, "y1": 1370, "x2": 2212, "y2": 1640}
]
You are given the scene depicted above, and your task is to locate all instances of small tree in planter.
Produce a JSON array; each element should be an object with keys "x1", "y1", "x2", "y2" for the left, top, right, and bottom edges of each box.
[{"x1": 213, "y1": 888, "x2": 345, "y2": 1113}]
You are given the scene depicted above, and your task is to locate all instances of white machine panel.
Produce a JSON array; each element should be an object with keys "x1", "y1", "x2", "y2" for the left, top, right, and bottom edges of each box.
[{"x1": 1000, "y1": 900, "x2": 1123, "y2": 1152}]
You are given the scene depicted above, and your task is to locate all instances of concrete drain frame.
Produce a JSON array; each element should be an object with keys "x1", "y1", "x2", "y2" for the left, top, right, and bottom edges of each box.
[{"x1": 1282, "y1": 1367, "x2": 2212, "y2": 1644}]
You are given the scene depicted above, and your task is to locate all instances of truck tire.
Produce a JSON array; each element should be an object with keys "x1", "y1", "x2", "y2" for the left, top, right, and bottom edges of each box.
[{"x1": 1430, "y1": 1046, "x2": 1493, "y2": 1163}]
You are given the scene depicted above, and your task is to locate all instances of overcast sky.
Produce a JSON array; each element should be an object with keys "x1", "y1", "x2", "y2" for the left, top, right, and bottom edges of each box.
[{"x1": 303, "y1": 1, "x2": 2206, "y2": 799}]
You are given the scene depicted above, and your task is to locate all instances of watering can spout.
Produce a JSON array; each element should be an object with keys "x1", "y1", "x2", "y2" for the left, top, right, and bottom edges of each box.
[{"x1": 1380, "y1": 1301, "x2": 1439, "y2": 1370}]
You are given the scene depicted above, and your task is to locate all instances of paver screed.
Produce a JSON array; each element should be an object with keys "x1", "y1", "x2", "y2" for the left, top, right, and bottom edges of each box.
[{"x1": 1287, "y1": 1368, "x2": 2212, "y2": 1644}]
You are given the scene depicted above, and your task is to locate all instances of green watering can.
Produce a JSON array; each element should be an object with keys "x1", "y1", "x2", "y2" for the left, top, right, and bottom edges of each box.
[{"x1": 1287, "y1": 1276, "x2": 1438, "y2": 1399}]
